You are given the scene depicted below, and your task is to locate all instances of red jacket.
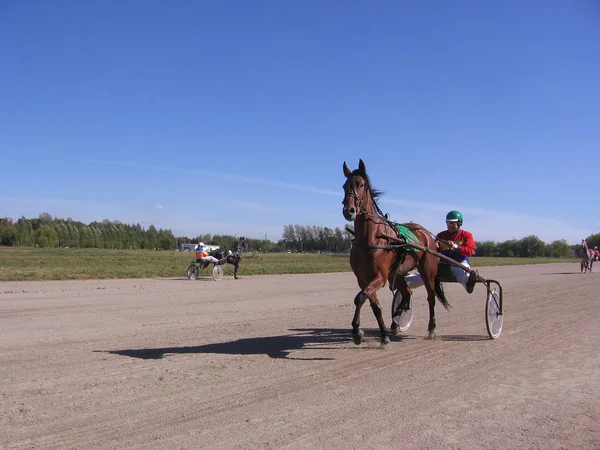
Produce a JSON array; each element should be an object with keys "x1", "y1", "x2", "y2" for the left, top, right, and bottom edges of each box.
[{"x1": 437, "y1": 229, "x2": 476, "y2": 264}]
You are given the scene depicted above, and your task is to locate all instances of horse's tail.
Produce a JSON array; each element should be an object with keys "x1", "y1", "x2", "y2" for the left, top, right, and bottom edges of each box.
[{"x1": 434, "y1": 278, "x2": 451, "y2": 310}]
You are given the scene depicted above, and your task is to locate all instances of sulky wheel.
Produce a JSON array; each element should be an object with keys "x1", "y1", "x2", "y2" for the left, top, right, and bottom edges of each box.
[
  {"x1": 212, "y1": 264, "x2": 224, "y2": 281},
  {"x1": 485, "y1": 288, "x2": 503, "y2": 339},
  {"x1": 392, "y1": 290, "x2": 414, "y2": 332},
  {"x1": 187, "y1": 264, "x2": 199, "y2": 280}
]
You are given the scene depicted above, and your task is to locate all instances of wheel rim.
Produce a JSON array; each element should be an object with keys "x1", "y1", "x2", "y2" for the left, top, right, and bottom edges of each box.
[
  {"x1": 212, "y1": 265, "x2": 223, "y2": 281},
  {"x1": 392, "y1": 291, "x2": 414, "y2": 332},
  {"x1": 187, "y1": 265, "x2": 199, "y2": 280},
  {"x1": 486, "y1": 289, "x2": 503, "y2": 338}
]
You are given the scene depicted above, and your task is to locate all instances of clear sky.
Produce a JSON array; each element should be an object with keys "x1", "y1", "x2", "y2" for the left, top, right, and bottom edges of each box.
[{"x1": 1, "y1": 1, "x2": 598, "y2": 244}]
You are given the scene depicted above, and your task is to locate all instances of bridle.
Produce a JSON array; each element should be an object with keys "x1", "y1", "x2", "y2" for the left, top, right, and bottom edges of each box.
[
  {"x1": 342, "y1": 174, "x2": 365, "y2": 215},
  {"x1": 343, "y1": 173, "x2": 390, "y2": 222}
]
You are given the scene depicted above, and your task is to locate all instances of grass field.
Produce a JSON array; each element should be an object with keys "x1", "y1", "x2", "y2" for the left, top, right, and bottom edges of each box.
[{"x1": 0, "y1": 247, "x2": 580, "y2": 282}]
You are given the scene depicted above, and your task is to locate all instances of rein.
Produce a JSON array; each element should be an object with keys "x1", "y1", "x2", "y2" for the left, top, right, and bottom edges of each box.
[{"x1": 379, "y1": 233, "x2": 479, "y2": 279}]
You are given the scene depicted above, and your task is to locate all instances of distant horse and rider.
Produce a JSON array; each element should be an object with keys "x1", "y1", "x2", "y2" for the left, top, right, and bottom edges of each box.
[{"x1": 577, "y1": 239, "x2": 594, "y2": 274}]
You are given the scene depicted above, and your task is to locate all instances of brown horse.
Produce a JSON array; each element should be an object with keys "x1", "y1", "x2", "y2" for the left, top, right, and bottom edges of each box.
[{"x1": 342, "y1": 159, "x2": 450, "y2": 344}]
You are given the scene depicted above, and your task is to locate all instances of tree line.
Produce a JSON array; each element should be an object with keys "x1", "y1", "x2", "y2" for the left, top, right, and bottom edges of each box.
[
  {"x1": 0, "y1": 213, "x2": 177, "y2": 250},
  {"x1": 0, "y1": 214, "x2": 598, "y2": 256}
]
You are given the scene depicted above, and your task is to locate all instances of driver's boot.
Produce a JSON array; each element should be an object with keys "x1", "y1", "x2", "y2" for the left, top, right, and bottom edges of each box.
[{"x1": 466, "y1": 270, "x2": 478, "y2": 294}]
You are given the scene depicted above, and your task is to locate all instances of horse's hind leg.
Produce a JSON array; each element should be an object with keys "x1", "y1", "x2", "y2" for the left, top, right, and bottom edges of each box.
[
  {"x1": 418, "y1": 254, "x2": 441, "y2": 340},
  {"x1": 424, "y1": 284, "x2": 437, "y2": 340}
]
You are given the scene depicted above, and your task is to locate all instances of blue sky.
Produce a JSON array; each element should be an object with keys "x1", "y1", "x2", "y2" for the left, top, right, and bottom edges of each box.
[{"x1": 1, "y1": 1, "x2": 598, "y2": 244}]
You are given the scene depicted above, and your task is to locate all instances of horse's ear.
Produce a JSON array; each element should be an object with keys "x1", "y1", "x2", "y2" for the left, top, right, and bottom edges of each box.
[
  {"x1": 343, "y1": 161, "x2": 352, "y2": 178},
  {"x1": 358, "y1": 159, "x2": 366, "y2": 174}
]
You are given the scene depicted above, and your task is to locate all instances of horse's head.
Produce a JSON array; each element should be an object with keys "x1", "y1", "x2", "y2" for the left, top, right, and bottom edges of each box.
[
  {"x1": 235, "y1": 237, "x2": 248, "y2": 251},
  {"x1": 342, "y1": 159, "x2": 371, "y2": 221}
]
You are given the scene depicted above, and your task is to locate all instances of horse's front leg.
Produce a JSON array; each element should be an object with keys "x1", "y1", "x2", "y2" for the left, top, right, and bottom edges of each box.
[
  {"x1": 352, "y1": 275, "x2": 389, "y2": 345},
  {"x1": 369, "y1": 292, "x2": 390, "y2": 345},
  {"x1": 351, "y1": 290, "x2": 368, "y2": 345}
]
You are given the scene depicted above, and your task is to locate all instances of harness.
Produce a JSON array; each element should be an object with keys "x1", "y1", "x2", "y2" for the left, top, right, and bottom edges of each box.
[{"x1": 343, "y1": 172, "x2": 440, "y2": 286}]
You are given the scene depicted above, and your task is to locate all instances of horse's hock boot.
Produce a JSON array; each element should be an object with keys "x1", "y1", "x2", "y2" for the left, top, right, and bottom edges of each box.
[{"x1": 466, "y1": 270, "x2": 477, "y2": 294}]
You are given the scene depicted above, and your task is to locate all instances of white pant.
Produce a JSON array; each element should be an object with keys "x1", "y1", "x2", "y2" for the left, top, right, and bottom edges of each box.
[
  {"x1": 404, "y1": 261, "x2": 471, "y2": 291},
  {"x1": 199, "y1": 256, "x2": 220, "y2": 264}
]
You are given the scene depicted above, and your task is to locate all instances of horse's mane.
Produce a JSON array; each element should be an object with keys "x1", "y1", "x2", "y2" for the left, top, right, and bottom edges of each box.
[{"x1": 351, "y1": 168, "x2": 386, "y2": 219}]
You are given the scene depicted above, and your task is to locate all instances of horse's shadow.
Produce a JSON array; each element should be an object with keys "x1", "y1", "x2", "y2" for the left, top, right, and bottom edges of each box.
[
  {"x1": 96, "y1": 328, "x2": 352, "y2": 361},
  {"x1": 542, "y1": 272, "x2": 586, "y2": 276},
  {"x1": 438, "y1": 334, "x2": 490, "y2": 342},
  {"x1": 165, "y1": 277, "x2": 231, "y2": 282}
]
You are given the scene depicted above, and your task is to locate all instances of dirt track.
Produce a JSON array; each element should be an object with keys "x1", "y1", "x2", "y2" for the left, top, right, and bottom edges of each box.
[{"x1": 1, "y1": 263, "x2": 599, "y2": 449}]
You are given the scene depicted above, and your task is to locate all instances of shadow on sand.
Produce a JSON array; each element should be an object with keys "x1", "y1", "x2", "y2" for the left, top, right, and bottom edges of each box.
[
  {"x1": 97, "y1": 328, "x2": 356, "y2": 361},
  {"x1": 96, "y1": 327, "x2": 487, "y2": 361},
  {"x1": 438, "y1": 334, "x2": 490, "y2": 342},
  {"x1": 541, "y1": 272, "x2": 585, "y2": 276}
]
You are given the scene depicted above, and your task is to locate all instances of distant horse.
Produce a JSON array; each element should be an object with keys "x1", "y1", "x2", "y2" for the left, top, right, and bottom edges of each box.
[
  {"x1": 342, "y1": 159, "x2": 450, "y2": 344},
  {"x1": 578, "y1": 239, "x2": 594, "y2": 274},
  {"x1": 210, "y1": 237, "x2": 248, "y2": 279}
]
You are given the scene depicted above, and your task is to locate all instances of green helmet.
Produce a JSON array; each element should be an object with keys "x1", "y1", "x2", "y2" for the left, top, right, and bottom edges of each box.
[{"x1": 446, "y1": 210, "x2": 463, "y2": 225}]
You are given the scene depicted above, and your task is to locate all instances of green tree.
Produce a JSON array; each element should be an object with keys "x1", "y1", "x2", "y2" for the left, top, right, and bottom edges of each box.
[
  {"x1": 38, "y1": 212, "x2": 53, "y2": 225},
  {"x1": 16, "y1": 217, "x2": 35, "y2": 246},
  {"x1": 474, "y1": 240, "x2": 496, "y2": 257},
  {"x1": 0, "y1": 222, "x2": 17, "y2": 246},
  {"x1": 497, "y1": 239, "x2": 520, "y2": 257},
  {"x1": 36, "y1": 225, "x2": 58, "y2": 248},
  {"x1": 519, "y1": 235, "x2": 546, "y2": 257},
  {"x1": 546, "y1": 240, "x2": 571, "y2": 257},
  {"x1": 586, "y1": 233, "x2": 600, "y2": 250},
  {"x1": 54, "y1": 223, "x2": 69, "y2": 247},
  {"x1": 281, "y1": 225, "x2": 297, "y2": 251}
]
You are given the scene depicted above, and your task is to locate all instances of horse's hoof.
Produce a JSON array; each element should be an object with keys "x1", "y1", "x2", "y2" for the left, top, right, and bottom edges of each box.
[
  {"x1": 352, "y1": 329, "x2": 364, "y2": 345},
  {"x1": 427, "y1": 331, "x2": 436, "y2": 340},
  {"x1": 381, "y1": 336, "x2": 391, "y2": 345}
]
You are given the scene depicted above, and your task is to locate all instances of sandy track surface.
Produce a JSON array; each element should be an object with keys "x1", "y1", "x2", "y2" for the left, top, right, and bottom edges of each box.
[{"x1": 1, "y1": 263, "x2": 599, "y2": 449}]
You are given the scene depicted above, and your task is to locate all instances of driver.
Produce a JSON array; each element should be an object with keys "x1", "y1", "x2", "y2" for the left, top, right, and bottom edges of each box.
[
  {"x1": 196, "y1": 242, "x2": 219, "y2": 264},
  {"x1": 405, "y1": 210, "x2": 478, "y2": 293},
  {"x1": 437, "y1": 211, "x2": 477, "y2": 293}
]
